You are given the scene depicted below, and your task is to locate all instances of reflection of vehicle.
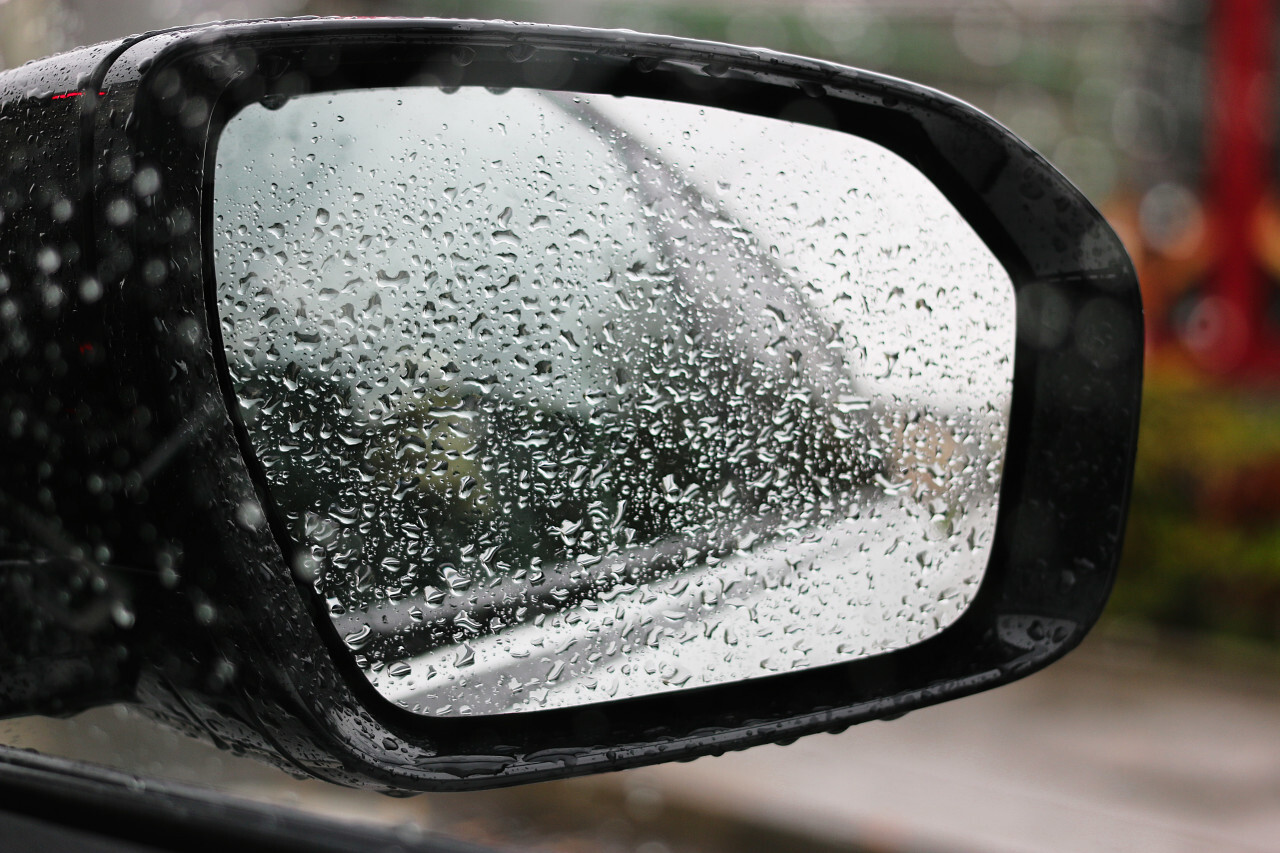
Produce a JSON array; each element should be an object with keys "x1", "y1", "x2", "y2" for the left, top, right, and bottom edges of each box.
[{"x1": 0, "y1": 16, "x2": 1141, "y2": 853}]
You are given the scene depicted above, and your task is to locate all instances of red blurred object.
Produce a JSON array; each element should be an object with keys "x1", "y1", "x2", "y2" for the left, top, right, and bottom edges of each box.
[{"x1": 1201, "y1": 0, "x2": 1277, "y2": 375}]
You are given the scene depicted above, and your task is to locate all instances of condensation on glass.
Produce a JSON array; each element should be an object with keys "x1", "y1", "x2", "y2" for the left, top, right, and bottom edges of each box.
[{"x1": 212, "y1": 86, "x2": 1016, "y2": 716}]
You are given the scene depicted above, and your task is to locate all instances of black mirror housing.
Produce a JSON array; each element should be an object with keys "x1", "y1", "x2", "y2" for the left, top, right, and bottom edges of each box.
[{"x1": 0, "y1": 18, "x2": 1142, "y2": 791}]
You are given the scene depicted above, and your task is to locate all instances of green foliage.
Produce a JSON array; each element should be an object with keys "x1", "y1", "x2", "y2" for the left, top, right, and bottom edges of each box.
[{"x1": 1115, "y1": 380, "x2": 1280, "y2": 641}]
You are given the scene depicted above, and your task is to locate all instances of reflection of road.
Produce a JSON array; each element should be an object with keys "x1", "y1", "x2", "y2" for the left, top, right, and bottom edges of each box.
[
  {"x1": 371, "y1": 457, "x2": 993, "y2": 715},
  {"x1": 374, "y1": 498, "x2": 889, "y2": 714},
  {"x1": 627, "y1": 628, "x2": 1280, "y2": 853}
]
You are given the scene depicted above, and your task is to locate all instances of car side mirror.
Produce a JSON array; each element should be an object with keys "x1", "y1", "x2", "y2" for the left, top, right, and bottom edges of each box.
[{"x1": 0, "y1": 18, "x2": 1141, "y2": 792}]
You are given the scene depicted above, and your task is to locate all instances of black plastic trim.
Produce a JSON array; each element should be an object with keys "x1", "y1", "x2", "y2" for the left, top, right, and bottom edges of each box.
[{"x1": 0, "y1": 746, "x2": 494, "y2": 853}]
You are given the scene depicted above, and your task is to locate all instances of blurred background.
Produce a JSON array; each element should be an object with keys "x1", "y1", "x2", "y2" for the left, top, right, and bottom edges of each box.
[{"x1": 5, "y1": 0, "x2": 1280, "y2": 851}]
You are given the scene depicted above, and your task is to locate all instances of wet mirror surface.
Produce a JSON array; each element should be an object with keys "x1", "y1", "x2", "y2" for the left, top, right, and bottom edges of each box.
[{"x1": 212, "y1": 86, "x2": 1015, "y2": 715}]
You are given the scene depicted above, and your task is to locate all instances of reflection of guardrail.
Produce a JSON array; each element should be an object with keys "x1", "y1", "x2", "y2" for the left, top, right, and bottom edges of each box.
[{"x1": 332, "y1": 498, "x2": 869, "y2": 662}]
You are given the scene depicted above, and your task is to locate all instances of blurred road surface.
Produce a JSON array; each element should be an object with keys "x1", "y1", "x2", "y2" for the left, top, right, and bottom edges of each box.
[{"x1": 628, "y1": 627, "x2": 1280, "y2": 853}]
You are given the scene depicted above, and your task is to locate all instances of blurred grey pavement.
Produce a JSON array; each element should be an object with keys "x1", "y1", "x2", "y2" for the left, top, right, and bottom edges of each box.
[
  {"x1": 627, "y1": 627, "x2": 1280, "y2": 853},
  {"x1": 5, "y1": 626, "x2": 1280, "y2": 853}
]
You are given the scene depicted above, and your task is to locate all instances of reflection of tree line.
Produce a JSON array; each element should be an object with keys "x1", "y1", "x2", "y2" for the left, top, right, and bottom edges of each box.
[{"x1": 233, "y1": 346, "x2": 882, "y2": 666}]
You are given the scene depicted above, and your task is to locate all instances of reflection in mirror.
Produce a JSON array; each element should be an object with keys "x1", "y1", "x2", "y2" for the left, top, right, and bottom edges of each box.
[{"x1": 212, "y1": 86, "x2": 1015, "y2": 716}]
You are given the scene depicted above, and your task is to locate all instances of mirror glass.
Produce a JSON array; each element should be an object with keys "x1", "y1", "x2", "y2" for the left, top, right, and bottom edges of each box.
[{"x1": 212, "y1": 86, "x2": 1015, "y2": 716}]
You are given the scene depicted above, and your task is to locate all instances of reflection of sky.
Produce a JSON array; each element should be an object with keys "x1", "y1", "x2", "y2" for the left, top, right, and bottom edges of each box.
[
  {"x1": 214, "y1": 88, "x2": 657, "y2": 420},
  {"x1": 213, "y1": 86, "x2": 1017, "y2": 715},
  {"x1": 215, "y1": 88, "x2": 1013, "y2": 416}
]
